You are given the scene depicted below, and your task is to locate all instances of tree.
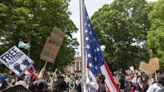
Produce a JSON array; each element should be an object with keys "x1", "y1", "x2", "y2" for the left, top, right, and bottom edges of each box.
[
  {"x1": 91, "y1": 0, "x2": 151, "y2": 71},
  {"x1": 147, "y1": 0, "x2": 164, "y2": 71},
  {"x1": 0, "y1": 0, "x2": 78, "y2": 72}
]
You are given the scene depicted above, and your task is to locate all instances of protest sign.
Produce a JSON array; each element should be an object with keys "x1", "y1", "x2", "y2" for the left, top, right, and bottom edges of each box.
[
  {"x1": 40, "y1": 27, "x2": 64, "y2": 63},
  {"x1": 51, "y1": 27, "x2": 64, "y2": 38},
  {"x1": 149, "y1": 57, "x2": 159, "y2": 71},
  {"x1": 0, "y1": 46, "x2": 33, "y2": 76},
  {"x1": 129, "y1": 66, "x2": 134, "y2": 71},
  {"x1": 139, "y1": 62, "x2": 155, "y2": 74}
]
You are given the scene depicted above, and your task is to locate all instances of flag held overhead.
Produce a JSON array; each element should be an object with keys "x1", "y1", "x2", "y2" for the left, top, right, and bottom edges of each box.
[{"x1": 18, "y1": 41, "x2": 30, "y2": 50}]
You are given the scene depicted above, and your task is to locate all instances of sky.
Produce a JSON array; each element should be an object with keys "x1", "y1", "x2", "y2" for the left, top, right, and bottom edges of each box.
[{"x1": 68, "y1": 0, "x2": 157, "y2": 53}]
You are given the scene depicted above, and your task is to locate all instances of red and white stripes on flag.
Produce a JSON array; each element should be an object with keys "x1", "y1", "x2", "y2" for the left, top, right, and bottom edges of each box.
[
  {"x1": 84, "y1": 6, "x2": 120, "y2": 92},
  {"x1": 102, "y1": 62, "x2": 120, "y2": 92},
  {"x1": 87, "y1": 62, "x2": 120, "y2": 92}
]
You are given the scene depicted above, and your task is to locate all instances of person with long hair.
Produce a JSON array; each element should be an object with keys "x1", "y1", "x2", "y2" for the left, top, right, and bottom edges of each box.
[{"x1": 96, "y1": 74, "x2": 106, "y2": 92}]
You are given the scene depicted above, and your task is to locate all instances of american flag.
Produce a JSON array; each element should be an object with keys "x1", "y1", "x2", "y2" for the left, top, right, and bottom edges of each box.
[{"x1": 84, "y1": 8, "x2": 120, "y2": 92}]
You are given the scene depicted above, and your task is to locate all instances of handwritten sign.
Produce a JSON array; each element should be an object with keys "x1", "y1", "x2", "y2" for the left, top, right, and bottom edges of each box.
[
  {"x1": 40, "y1": 27, "x2": 64, "y2": 63},
  {"x1": 149, "y1": 57, "x2": 159, "y2": 71},
  {"x1": 139, "y1": 62, "x2": 155, "y2": 74}
]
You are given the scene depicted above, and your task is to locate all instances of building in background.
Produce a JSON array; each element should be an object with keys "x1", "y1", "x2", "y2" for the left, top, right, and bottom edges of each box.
[{"x1": 64, "y1": 52, "x2": 82, "y2": 74}]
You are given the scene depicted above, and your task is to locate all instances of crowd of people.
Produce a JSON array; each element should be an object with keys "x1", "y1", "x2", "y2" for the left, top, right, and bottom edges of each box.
[
  {"x1": 0, "y1": 71, "x2": 83, "y2": 92},
  {"x1": 0, "y1": 70, "x2": 163, "y2": 92},
  {"x1": 113, "y1": 70, "x2": 164, "y2": 92}
]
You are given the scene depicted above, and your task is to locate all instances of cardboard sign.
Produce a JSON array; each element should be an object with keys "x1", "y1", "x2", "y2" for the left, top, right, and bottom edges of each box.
[
  {"x1": 40, "y1": 27, "x2": 64, "y2": 63},
  {"x1": 51, "y1": 27, "x2": 65, "y2": 38},
  {"x1": 0, "y1": 46, "x2": 33, "y2": 76},
  {"x1": 149, "y1": 57, "x2": 159, "y2": 71},
  {"x1": 139, "y1": 62, "x2": 155, "y2": 74}
]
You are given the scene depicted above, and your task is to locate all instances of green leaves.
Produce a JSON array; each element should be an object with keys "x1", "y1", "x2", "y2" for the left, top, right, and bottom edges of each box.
[
  {"x1": 91, "y1": 0, "x2": 151, "y2": 71},
  {"x1": 147, "y1": 0, "x2": 164, "y2": 71},
  {"x1": 0, "y1": 0, "x2": 78, "y2": 72}
]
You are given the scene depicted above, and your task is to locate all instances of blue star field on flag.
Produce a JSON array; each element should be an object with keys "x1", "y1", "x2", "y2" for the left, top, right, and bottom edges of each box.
[{"x1": 84, "y1": 8, "x2": 105, "y2": 76}]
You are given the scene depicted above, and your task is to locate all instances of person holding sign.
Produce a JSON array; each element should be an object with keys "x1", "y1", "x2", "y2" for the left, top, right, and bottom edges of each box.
[{"x1": 146, "y1": 73, "x2": 164, "y2": 92}]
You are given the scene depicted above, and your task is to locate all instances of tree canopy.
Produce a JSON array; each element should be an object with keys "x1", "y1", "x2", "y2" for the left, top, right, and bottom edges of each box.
[
  {"x1": 0, "y1": 0, "x2": 78, "y2": 72},
  {"x1": 91, "y1": 0, "x2": 151, "y2": 71},
  {"x1": 147, "y1": 0, "x2": 164, "y2": 71}
]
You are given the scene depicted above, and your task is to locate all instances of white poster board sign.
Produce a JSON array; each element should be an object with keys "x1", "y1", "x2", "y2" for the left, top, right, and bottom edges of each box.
[
  {"x1": 129, "y1": 66, "x2": 134, "y2": 71},
  {"x1": 0, "y1": 46, "x2": 33, "y2": 76}
]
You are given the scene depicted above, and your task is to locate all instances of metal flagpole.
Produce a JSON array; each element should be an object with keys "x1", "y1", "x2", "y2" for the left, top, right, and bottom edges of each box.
[{"x1": 79, "y1": 0, "x2": 87, "y2": 91}]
